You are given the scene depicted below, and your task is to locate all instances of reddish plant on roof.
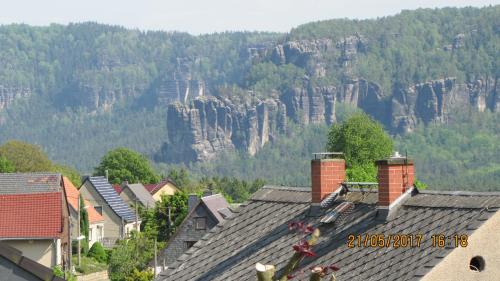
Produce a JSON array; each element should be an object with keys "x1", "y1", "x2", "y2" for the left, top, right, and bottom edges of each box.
[
  {"x1": 256, "y1": 222, "x2": 340, "y2": 281},
  {"x1": 288, "y1": 221, "x2": 315, "y2": 234},
  {"x1": 293, "y1": 240, "x2": 316, "y2": 257}
]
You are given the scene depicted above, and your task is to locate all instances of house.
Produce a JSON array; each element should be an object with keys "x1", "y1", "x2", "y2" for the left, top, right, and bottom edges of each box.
[
  {"x1": 62, "y1": 176, "x2": 105, "y2": 247},
  {"x1": 79, "y1": 176, "x2": 140, "y2": 246},
  {"x1": 159, "y1": 153, "x2": 500, "y2": 281},
  {"x1": 0, "y1": 241, "x2": 65, "y2": 281},
  {"x1": 0, "y1": 173, "x2": 71, "y2": 270},
  {"x1": 155, "y1": 191, "x2": 233, "y2": 271},
  {"x1": 144, "y1": 178, "x2": 179, "y2": 201},
  {"x1": 120, "y1": 181, "x2": 156, "y2": 209}
]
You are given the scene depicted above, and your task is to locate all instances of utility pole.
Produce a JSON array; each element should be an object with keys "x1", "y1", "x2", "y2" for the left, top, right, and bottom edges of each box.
[
  {"x1": 154, "y1": 238, "x2": 158, "y2": 277},
  {"x1": 135, "y1": 199, "x2": 139, "y2": 232},
  {"x1": 77, "y1": 196, "x2": 81, "y2": 266},
  {"x1": 121, "y1": 217, "x2": 124, "y2": 239}
]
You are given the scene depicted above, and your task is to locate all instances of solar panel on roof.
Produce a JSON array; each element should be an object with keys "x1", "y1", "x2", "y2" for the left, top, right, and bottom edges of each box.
[
  {"x1": 89, "y1": 176, "x2": 137, "y2": 222},
  {"x1": 320, "y1": 202, "x2": 354, "y2": 224}
]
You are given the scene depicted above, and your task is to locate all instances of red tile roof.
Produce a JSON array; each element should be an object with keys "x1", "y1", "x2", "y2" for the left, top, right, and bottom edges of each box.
[
  {"x1": 143, "y1": 183, "x2": 157, "y2": 194},
  {"x1": 112, "y1": 184, "x2": 122, "y2": 194},
  {"x1": 0, "y1": 192, "x2": 62, "y2": 238},
  {"x1": 62, "y1": 177, "x2": 79, "y2": 211},
  {"x1": 62, "y1": 177, "x2": 104, "y2": 224},
  {"x1": 144, "y1": 179, "x2": 178, "y2": 195},
  {"x1": 84, "y1": 199, "x2": 104, "y2": 224}
]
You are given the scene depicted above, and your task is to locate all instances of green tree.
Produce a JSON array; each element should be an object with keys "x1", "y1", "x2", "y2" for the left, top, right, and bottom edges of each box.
[
  {"x1": 80, "y1": 195, "x2": 90, "y2": 254},
  {"x1": 0, "y1": 156, "x2": 15, "y2": 172},
  {"x1": 0, "y1": 140, "x2": 54, "y2": 172},
  {"x1": 167, "y1": 168, "x2": 190, "y2": 189},
  {"x1": 327, "y1": 113, "x2": 393, "y2": 181},
  {"x1": 155, "y1": 192, "x2": 188, "y2": 241},
  {"x1": 94, "y1": 147, "x2": 160, "y2": 184},
  {"x1": 53, "y1": 164, "x2": 81, "y2": 186},
  {"x1": 109, "y1": 232, "x2": 155, "y2": 281}
]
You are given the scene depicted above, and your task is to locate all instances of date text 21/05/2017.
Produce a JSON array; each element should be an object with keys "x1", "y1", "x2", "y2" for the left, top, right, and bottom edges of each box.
[{"x1": 347, "y1": 234, "x2": 469, "y2": 249}]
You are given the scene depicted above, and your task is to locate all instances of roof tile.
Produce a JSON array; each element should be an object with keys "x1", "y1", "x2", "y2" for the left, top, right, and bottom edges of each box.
[
  {"x1": 87, "y1": 177, "x2": 137, "y2": 223},
  {"x1": 0, "y1": 192, "x2": 62, "y2": 238},
  {"x1": 160, "y1": 186, "x2": 500, "y2": 281},
  {"x1": 0, "y1": 173, "x2": 61, "y2": 194}
]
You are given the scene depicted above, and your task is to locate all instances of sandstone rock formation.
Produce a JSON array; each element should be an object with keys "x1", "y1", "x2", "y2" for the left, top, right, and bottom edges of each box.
[
  {"x1": 159, "y1": 75, "x2": 499, "y2": 163},
  {"x1": 0, "y1": 86, "x2": 32, "y2": 111},
  {"x1": 271, "y1": 39, "x2": 333, "y2": 67},
  {"x1": 391, "y1": 77, "x2": 499, "y2": 133},
  {"x1": 158, "y1": 96, "x2": 286, "y2": 162}
]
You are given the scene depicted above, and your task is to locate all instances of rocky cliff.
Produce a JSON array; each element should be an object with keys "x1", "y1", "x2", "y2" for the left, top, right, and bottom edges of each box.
[
  {"x1": 158, "y1": 96, "x2": 286, "y2": 162},
  {"x1": 0, "y1": 85, "x2": 32, "y2": 111},
  {"x1": 159, "y1": 76, "x2": 498, "y2": 163},
  {"x1": 392, "y1": 77, "x2": 499, "y2": 133}
]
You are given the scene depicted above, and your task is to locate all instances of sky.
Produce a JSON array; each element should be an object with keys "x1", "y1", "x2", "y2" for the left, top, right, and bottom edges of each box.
[{"x1": 0, "y1": 0, "x2": 497, "y2": 35}]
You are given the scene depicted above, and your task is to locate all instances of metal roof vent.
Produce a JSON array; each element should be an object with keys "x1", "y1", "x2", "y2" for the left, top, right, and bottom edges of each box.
[
  {"x1": 320, "y1": 185, "x2": 348, "y2": 209},
  {"x1": 320, "y1": 202, "x2": 354, "y2": 224}
]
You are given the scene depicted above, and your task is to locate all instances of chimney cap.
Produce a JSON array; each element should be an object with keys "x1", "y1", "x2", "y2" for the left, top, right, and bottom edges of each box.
[
  {"x1": 375, "y1": 152, "x2": 414, "y2": 166},
  {"x1": 313, "y1": 152, "x2": 343, "y2": 160},
  {"x1": 391, "y1": 151, "x2": 403, "y2": 158}
]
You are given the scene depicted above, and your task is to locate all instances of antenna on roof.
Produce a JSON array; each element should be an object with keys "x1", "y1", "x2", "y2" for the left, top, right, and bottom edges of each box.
[{"x1": 105, "y1": 170, "x2": 109, "y2": 182}]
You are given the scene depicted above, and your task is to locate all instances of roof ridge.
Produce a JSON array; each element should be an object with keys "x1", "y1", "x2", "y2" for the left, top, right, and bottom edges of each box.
[
  {"x1": 261, "y1": 185, "x2": 310, "y2": 192},
  {"x1": 419, "y1": 190, "x2": 500, "y2": 196}
]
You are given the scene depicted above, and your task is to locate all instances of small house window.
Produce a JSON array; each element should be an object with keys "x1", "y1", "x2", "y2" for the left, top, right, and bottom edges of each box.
[
  {"x1": 94, "y1": 206, "x2": 103, "y2": 215},
  {"x1": 195, "y1": 217, "x2": 207, "y2": 230},
  {"x1": 469, "y1": 256, "x2": 485, "y2": 272},
  {"x1": 185, "y1": 241, "x2": 196, "y2": 249}
]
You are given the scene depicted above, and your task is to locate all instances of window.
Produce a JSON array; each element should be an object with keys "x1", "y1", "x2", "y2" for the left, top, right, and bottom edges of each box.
[
  {"x1": 185, "y1": 241, "x2": 196, "y2": 249},
  {"x1": 89, "y1": 228, "x2": 93, "y2": 241},
  {"x1": 195, "y1": 217, "x2": 207, "y2": 230},
  {"x1": 94, "y1": 206, "x2": 102, "y2": 215},
  {"x1": 97, "y1": 226, "x2": 103, "y2": 242}
]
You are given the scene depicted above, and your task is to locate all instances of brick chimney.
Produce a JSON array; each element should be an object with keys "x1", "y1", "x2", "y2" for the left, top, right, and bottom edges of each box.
[
  {"x1": 311, "y1": 153, "x2": 346, "y2": 203},
  {"x1": 376, "y1": 152, "x2": 415, "y2": 208}
]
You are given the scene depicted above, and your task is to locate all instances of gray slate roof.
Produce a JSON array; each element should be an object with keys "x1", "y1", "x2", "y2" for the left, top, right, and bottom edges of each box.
[
  {"x1": 0, "y1": 173, "x2": 61, "y2": 194},
  {"x1": 87, "y1": 177, "x2": 137, "y2": 223},
  {"x1": 124, "y1": 183, "x2": 156, "y2": 208},
  {"x1": 159, "y1": 186, "x2": 500, "y2": 281},
  {"x1": 201, "y1": 194, "x2": 233, "y2": 223}
]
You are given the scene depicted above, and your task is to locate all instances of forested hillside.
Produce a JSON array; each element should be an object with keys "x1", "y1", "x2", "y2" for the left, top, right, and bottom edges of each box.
[
  {"x1": 166, "y1": 106, "x2": 500, "y2": 191},
  {"x1": 0, "y1": 6, "x2": 498, "y2": 189}
]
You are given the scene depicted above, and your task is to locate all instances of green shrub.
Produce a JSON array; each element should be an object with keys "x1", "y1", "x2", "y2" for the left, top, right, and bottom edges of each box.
[
  {"x1": 88, "y1": 242, "x2": 107, "y2": 263},
  {"x1": 125, "y1": 268, "x2": 154, "y2": 281},
  {"x1": 52, "y1": 265, "x2": 77, "y2": 281},
  {"x1": 52, "y1": 265, "x2": 64, "y2": 277},
  {"x1": 72, "y1": 240, "x2": 89, "y2": 255},
  {"x1": 104, "y1": 248, "x2": 113, "y2": 263}
]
